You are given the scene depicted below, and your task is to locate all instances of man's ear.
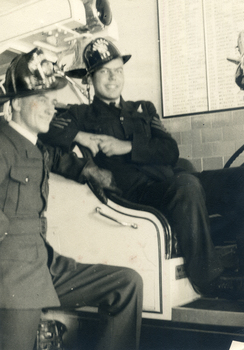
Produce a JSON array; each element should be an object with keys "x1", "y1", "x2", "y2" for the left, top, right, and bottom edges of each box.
[
  {"x1": 11, "y1": 98, "x2": 21, "y2": 112},
  {"x1": 86, "y1": 74, "x2": 93, "y2": 85}
]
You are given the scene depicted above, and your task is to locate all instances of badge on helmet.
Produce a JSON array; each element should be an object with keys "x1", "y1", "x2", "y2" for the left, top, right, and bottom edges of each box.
[{"x1": 0, "y1": 48, "x2": 67, "y2": 104}]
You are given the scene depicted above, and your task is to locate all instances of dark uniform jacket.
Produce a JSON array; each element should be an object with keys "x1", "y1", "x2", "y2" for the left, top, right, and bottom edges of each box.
[
  {"x1": 41, "y1": 96, "x2": 179, "y2": 200},
  {"x1": 0, "y1": 121, "x2": 91, "y2": 309}
]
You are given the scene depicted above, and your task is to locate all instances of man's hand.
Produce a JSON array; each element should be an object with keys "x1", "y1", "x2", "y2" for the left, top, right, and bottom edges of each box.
[
  {"x1": 151, "y1": 116, "x2": 168, "y2": 132},
  {"x1": 82, "y1": 160, "x2": 121, "y2": 203},
  {"x1": 74, "y1": 131, "x2": 100, "y2": 157},
  {"x1": 91, "y1": 135, "x2": 132, "y2": 157},
  {"x1": 51, "y1": 115, "x2": 72, "y2": 129}
]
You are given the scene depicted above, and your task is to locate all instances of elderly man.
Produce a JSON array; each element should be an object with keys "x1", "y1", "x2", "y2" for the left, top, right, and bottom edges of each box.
[
  {"x1": 0, "y1": 48, "x2": 143, "y2": 350},
  {"x1": 40, "y1": 37, "x2": 244, "y2": 300}
]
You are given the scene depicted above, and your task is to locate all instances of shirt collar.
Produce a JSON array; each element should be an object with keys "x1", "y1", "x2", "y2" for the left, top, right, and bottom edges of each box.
[
  {"x1": 9, "y1": 120, "x2": 38, "y2": 145},
  {"x1": 100, "y1": 97, "x2": 121, "y2": 108}
]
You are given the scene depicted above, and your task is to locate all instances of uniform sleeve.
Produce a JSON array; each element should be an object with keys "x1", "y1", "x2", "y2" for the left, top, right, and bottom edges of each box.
[
  {"x1": 39, "y1": 105, "x2": 83, "y2": 150},
  {"x1": 45, "y1": 145, "x2": 116, "y2": 204},
  {"x1": 130, "y1": 101, "x2": 179, "y2": 166},
  {"x1": 45, "y1": 145, "x2": 91, "y2": 184}
]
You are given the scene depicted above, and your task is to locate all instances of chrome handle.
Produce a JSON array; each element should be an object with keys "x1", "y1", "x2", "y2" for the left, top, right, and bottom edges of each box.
[{"x1": 95, "y1": 207, "x2": 138, "y2": 229}]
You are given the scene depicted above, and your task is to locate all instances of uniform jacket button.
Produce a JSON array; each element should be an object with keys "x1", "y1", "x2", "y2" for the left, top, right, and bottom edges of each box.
[{"x1": 0, "y1": 232, "x2": 8, "y2": 241}]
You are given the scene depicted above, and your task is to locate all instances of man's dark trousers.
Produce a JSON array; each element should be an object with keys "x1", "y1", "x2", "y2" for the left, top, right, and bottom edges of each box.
[
  {"x1": 134, "y1": 167, "x2": 244, "y2": 292},
  {"x1": 0, "y1": 263, "x2": 143, "y2": 350}
]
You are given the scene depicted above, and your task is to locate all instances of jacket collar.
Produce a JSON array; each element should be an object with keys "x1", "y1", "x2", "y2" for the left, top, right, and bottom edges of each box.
[
  {"x1": 9, "y1": 120, "x2": 37, "y2": 145},
  {"x1": 1, "y1": 121, "x2": 41, "y2": 159},
  {"x1": 92, "y1": 95, "x2": 136, "y2": 114}
]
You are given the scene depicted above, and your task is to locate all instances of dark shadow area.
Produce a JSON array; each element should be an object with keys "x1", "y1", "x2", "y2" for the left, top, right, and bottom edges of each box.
[{"x1": 55, "y1": 311, "x2": 244, "y2": 350}]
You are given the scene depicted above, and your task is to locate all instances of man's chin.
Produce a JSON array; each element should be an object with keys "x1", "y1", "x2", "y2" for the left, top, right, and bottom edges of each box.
[
  {"x1": 39, "y1": 124, "x2": 51, "y2": 134},
  {"x1": 106, "y1": 94, "x2": 121, "y2": 101}
]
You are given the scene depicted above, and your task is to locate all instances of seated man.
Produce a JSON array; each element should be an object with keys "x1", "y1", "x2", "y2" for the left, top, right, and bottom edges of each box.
[
  {"x1": 40, "y1": 37, "x2": 244, "y2": 300},
  {"x1": 0, "y1": 48, "x2": 143, "y2": 350}
]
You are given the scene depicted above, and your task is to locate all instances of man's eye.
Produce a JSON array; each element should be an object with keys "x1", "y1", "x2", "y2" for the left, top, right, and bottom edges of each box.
[{"x1": 100, "y1": 69, "x2": 108, "y2": 74}]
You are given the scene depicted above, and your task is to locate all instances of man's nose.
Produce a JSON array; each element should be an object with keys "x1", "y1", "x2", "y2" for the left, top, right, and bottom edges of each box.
[
  {"x1": 46, "y1": 104, "x2": 56, "y2": 116},
  {"x1": 108, "y1": 70, "x2": 116, "y2": 80}
]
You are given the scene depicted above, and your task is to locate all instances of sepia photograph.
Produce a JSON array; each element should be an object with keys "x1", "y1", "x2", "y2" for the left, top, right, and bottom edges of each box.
[{"x1": 1, "y1": 1, "x2": 244, "y2": 349}]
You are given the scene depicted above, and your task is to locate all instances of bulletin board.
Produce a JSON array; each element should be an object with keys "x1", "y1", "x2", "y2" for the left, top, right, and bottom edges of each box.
[{"x1": 158, "y1": 0, "x2": 244, "y2": 117}]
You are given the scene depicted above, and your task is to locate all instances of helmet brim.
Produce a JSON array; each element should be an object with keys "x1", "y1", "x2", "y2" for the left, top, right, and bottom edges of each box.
[
  {"x1": 0, "y1": 76, "x2": 67, "y2": 105},
  {"x1": 65, "y1": 68, "x2": 88, "y2": 79},
  {"x1": 122, "y1": 54, "x2": 131, "y2": 65},
  {"x1": 65, "y1": 54, "x2": 132, "y2": 79}
]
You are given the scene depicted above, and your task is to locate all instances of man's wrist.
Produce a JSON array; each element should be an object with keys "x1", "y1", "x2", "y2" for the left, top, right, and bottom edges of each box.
[
  {"x1": 74, "y1": 131, "x2": 83, "y2": 144},
  {"x1": 124, "y1": 141, "x2": 132, "y2": 154}
]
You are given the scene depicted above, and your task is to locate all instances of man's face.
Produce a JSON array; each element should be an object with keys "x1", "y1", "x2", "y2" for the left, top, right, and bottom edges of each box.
[
  {"x1": 92, "y1": 58, "x2": 124, "y2": 102},
  {"x1": 17, "y1": 91, "x2": 58, "y2": 136}
]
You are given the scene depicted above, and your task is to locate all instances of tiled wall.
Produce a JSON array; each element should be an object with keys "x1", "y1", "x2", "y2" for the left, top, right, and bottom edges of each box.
[{"x1": 161, "y1": 109, "x2": 244, "y2": 172}]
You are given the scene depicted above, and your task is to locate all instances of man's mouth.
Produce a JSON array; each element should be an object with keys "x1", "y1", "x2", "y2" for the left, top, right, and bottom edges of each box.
[{"x1": 106, "y1": 84, "x2": 117, "y2": 89}]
